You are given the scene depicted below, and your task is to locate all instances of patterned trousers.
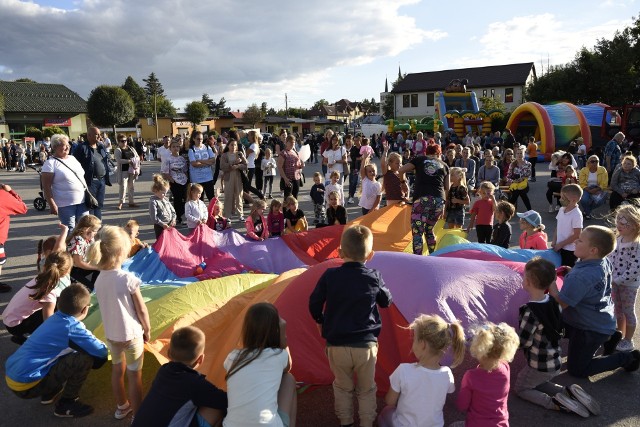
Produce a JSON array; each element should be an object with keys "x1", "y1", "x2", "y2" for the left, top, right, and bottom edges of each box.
[{"x1": 411, "y1": 195, "x2": 445, "y2": 255}]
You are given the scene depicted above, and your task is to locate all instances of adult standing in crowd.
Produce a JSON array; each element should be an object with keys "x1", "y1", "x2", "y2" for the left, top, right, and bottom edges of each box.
[
  {"x1": 277, "y1": 135, "x2": 304, "y2": 199},
  {"x1": 454, "y1": 147, "x2": 476, "y2": 189},
  {"x1": 319, "y1": 129, "x2": 333, "y2": 178},
  {"x1": 526, "y1": 136, "x2": 538, "y2": 182},
  {"x1": 579, "y1": 155, "x2": 608, "y2": 219},
  {"x1": 605, "y1": 132, "x2": 625, "y2": 178},
  {"x1": 114, "y1": 135, "x2": 140, "y2": 210},
  {"x1": 42, "y1": 134, "x2": 88, "y2": 230},
  {"x1": 161, "y1": 139, "x2": 189, "y2": 226},
  {"x1": 348, "y1": 135, "x2": 362, "y2": 204},
  {"x1": 220, "y1": 140, "x2": 247, "y2": 220},
  {"x1": 246, "y1": 130, "x2": 261, "y2": 189},
  {"x1": 507, "y1": 147, "x2": 532, "y2": 210},
  {"x1": 188, "y1": 131, "x2": 216, "y2": 201},
  {"x1": 73, "y1": 127, "x2": 111, "y2": 219},
  {"x1": 157, "y1": 136, "x2": 171, "y2": 163},
  {"x1": 399, "y1": 144, "x2": 449, "y2": 255},
  {"x1": 323, "y1": 134, "x2": 347, "y2": 185}
]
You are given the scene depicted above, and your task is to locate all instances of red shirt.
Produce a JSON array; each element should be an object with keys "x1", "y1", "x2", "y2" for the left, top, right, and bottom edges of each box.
[
  {"x1": 470, "y1": 198, "x2": 494, "y2": 226},
  {"x1": 0, "y1": 189, "x2": 27, "y2": 244}
]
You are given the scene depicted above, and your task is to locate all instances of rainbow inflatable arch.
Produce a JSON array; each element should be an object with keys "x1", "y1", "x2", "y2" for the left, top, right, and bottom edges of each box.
[{"x1": 507, "y1": 102, "x2": 613, "y2": 159}]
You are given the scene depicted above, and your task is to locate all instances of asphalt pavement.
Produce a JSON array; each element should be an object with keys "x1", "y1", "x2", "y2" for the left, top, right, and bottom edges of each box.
[{"x1": 0, "y1": 158, "x2": 638, "y2": 426}]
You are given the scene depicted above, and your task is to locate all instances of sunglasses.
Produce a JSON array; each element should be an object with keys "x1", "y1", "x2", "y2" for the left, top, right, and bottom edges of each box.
[{"x1": 589, "y1": 160, "x2": 598, "y2": 163}]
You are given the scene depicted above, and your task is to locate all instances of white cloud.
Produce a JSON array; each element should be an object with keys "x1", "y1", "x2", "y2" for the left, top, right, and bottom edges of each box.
[
  {"x1": 0, "y1": 0, "x2": 444, "y2": 109},
  {"x1": 453, "y1": 13, "x2": 630, "y2": 69}
]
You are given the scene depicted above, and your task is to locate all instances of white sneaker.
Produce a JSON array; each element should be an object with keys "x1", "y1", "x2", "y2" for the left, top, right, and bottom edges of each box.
[
  {"x1": 617, "y1": 338, "x2": 634, "y2": 352},
  {"x1": 548, "y1": 205, "x2": 554, "y2": 213},
  {"x1": 114, "y1": 402, "x2": 132, "y2": 420},
  {"x1": 555, "y1": 205, "x2": 560, "y2": 211},
  {"x1": 347, "y1": 197, "x2": 355, "y2": 204}
]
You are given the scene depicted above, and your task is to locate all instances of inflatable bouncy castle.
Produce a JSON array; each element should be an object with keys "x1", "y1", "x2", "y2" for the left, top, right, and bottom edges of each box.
[{"x1": 507, "y1": 102, "x2": 615, "y2": 159}]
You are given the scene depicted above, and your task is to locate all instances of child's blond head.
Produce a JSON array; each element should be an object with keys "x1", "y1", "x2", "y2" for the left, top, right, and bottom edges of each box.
[
  {"x1": 410, "y1": 314, "x2": 465, "y2": 367},
  {"x1": 250, "y1": 199, "x2": 267, "y2": 216},
  {"x1": 449, "y1": 167, "x2": 467, "y2": 188},
  {"x1": 68, "y1": 215, "x2": 101, "y2": 242},
  {"x1": 469, "y1": 322, "x2": 519, "y2": 371},
  {"x1": 168, "y1": 326, "x2": 206, "y2": 367},
  {"x1": 330, "y1": 171, "x2": 340, "y2": 180},
  {"x1": 86, "y1": 226, "x2": 132, "y2": 269},
  {"x1": 615, "y1": 204, "x2": 640, "y2": 241},
  {"x1": 189, "y1": 183, "x2": 203, "y2": 200},
  {"x1": 340, "y1": 225, "x2": 373, "y2": 262},
  {"x1": 152, "y1": 174, "x2": 170, "y2": 192},
  {"x1": 270, "y1": 198, "x2": 282, "y2": 212}
]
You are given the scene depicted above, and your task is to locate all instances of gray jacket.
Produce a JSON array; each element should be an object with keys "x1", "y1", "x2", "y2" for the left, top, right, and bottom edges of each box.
[{"x1": 149, "y1": 195, "x2": 176, "y2": 227}]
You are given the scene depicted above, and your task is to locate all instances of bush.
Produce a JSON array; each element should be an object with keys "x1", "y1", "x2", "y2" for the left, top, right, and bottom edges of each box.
[
  {"x1": 42, "y1": 126, "x2": 66, "y2": 138},
  {"x1": 25, "y1": 127, "x2": 43, "y2": 141}
]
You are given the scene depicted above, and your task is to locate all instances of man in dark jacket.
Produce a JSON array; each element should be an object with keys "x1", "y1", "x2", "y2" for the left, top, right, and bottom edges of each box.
[{"x1": 73, "y1": 127, "x2": 111, "y2": 219}]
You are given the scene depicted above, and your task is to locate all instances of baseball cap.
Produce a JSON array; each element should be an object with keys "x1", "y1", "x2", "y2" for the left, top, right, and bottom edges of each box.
[{"x1": 517, "y1": 210, "x2": 542, "y2": 227}]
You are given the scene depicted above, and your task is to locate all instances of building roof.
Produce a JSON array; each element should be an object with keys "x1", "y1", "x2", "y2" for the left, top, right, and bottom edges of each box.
[
  {"x1": 0, "y1": 80, "x2": 87, "y2": 114},
  {"x1": 392, "y1": 63, "x2": 536, "y2": 93}
]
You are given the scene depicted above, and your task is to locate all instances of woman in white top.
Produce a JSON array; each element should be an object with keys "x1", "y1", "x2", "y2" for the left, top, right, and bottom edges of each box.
[
  {"x1": 578, "y1": 155, "x2": 608, "y2": 219},
  {"x1": 114, "y1": 136, "x2": 140, "y2": 210},
  {"x1": 322, "y1": 134, "x2": 347, "y2": 184},
  {"x1": 41, "y1": 134, "x2": 88, "y2": 230}
]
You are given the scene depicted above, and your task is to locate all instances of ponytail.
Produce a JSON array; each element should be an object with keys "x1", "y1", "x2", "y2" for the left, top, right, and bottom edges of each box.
[
  {"x1": 27, "y1": 251, "x2": 72, "y2": 300},
  {"x1": 448, "y1": 322, "x2": 466, "y2": 368}
]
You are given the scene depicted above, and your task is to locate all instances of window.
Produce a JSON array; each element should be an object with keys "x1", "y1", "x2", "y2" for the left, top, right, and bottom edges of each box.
[
  {"x1": 482, "y1": 89, "x2": 487, "y2": 97},
  {"x1": 505, "y1": 88, "x2": 514, "y2": 103},
  {"x1": 490, "y1": 89, "x2": 495, "y2": 98},
  {"x1": 403, "y1": 94, "x2": 419, "y2": 108},
  {"x1": 427, "y1": 93, "x2": 434, "y2": 106}
]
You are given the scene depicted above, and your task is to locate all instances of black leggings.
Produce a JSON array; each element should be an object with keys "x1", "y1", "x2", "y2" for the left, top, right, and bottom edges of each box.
[
  {"x1": 509, "y1": 187, "x2": 532, "y2": 210},
  {"x1": 6, "y1": 310, "x2": 44, "y2": 343},
  {"x1": 476, "y1": 224, "x2": 493, "y2": 244},
  {"x1": 546, "y1": 181, "x2": 562, "y2": 204},
  {"x1": 263, "y1": 175, "x2": 274, "y2": 196},
  {"x1": 281, "y1": 177, "x2": 300, "y2": 199},
  {"x1": 170, "y1": 181, "x2": 187, "y2": 222}
]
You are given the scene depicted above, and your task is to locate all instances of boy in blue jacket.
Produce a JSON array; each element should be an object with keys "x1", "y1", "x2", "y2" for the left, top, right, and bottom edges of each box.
[
  {"x1": 5, "y1": 283, "x2": 108, "y2": 418},
  {"x1": 309, "y1": 225, "x2": 392, "y2": 427}
]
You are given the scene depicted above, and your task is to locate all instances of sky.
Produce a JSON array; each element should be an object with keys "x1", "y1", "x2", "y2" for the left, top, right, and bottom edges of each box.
[{"x1": 0, "y1": 0, "x2": 636, "y2": 113}]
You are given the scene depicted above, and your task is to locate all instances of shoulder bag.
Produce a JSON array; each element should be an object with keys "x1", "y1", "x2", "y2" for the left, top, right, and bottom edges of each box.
[{"x1": 52, "y1": 156, "x2": 99, "y2": 209}]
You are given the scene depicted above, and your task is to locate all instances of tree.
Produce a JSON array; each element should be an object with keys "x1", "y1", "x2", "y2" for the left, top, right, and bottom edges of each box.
[
  {"x1": 243, "y1": 104, "x2": 263, "y2": 128},
  {"x1": 184, "y1": 101, "x2": 210, "y2": 127},
  {"x1": 143, "y1": 72, "x2": 165, "y2": 99},
  {"x1": 216, "y1": 97, "x2": 230, "y2": 116},
  {"x1": 266, "y1": 107, "x2": 277, "y2": 116},
  {"x1": 478, "y1": 96, "x2": 507, "y2": 113},
  {"x1": 260, "y1": 102, "x2": 268, "y2": 116},
  {"x1": 42, "y1": 126, "x2": 66, "y2": 138},
  {"x1": 122, "y1": 76, "x2": 147, "y2": 119},
  {"x1": 202, "y1": 93, "x2": 215, "y2": 112},
  {"x1": 25, "y1": 127, "x2": 43, "y2": 141},
  {"x1": 14, "y1": 78, "x2": 36, "y2": 83},
  {"x1": 312, "y1": 99, "x2": 329, "y2": 110},
  {"x1": 87, "y1": 85, "x2": 134, "y2": 138},
  {"x1": 156, "y1": 96, "x2": 177, "y2": 117}
]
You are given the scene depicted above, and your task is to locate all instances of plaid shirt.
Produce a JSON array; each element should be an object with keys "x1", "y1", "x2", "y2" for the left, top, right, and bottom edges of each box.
[{"x1": 518, "y1": 300, "x2": 562, "y2": 372}]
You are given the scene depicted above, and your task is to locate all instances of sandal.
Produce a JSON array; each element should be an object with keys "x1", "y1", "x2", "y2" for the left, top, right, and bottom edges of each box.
[
  {"x1": 117, "y1": 204, "x2": 123, "y2": 210},
  {"x1": 0, "y1": 282, "x2": 12, "y2": 293}
]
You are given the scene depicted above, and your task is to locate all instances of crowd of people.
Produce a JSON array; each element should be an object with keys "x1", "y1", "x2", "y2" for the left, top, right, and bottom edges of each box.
[{"x1": 2, "y1": 125, "x2": 640, "y2": 425}]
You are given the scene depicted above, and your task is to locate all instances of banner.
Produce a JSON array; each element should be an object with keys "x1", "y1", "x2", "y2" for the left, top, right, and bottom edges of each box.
[{"x1": 44, "y1": 118, "x2": 71, "y2": 127}]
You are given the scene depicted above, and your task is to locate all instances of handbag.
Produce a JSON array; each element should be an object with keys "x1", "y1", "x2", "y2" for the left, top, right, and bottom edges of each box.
[
  {"x1": 509, "y1": 179, "x2": 529, "y2": 191},
  {"x1": 52, "y1": 156, "x2": 99, "y2": 209}
]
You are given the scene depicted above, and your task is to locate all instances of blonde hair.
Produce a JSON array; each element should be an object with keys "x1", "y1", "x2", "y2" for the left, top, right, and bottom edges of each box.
[
  {"x1": 313, "y1": 171, "x2": 322, "y2": 179},
  {"x1": 152, "y1": 174, "x2": 170, "y2": 192},
  {"x1": 615, "y1": 204, "x2": 640, "y2": 241},
  {"x1": 124, "y1": 219, "x2": 139, "y2": 230},
  {"x1": 388, "y1": 152, "x2": 402, "y2": 166},
  {"x1": 469, "y1": 322, "x2": 519, "y2": 371},
  {"x1": 364, "y1": 163, "x2": 377, "y2": 179},
  {"x1": 340, "y1": 225, "x2": 373, "y2": 261},
  {"x1": 269, "y1": 198, "x2": 282, "y2": 213},
  {"x1": 250, "y1": 199, "x2": 267, "y2": 217},
  {"x1": 188, "y1": 183, "x2": 204, "y2": 200},
  {"x1": 330, "y1": 170, "x2": 340, "y2": 180},
  {"x1": 449, "y1": 167, "x2": 467, "y2": 188},
  {"x1": 622, "y1": 154, "x2": 638, "y2": 167},
  {"x1": 284, "y1": 195, "x2": 298, "y2": 208},
  {"x1": 86, "y1": 226, "x2": 132, "y2": 269},
  {"x1": 27, "y1": 251, "x2": 73, "y2": 300},
  {"x1": 479, "y1": 181, "x2": 495, "y2": 193},
  {"x1": 328, "y1": 190, "x2": 341, "y2": 203},
  {"x1": 410, "y1": 314, "x2": 465, "y2": 368},
  {"x1": 67, "y1": 214, "x2": 101, "y2": 243}
]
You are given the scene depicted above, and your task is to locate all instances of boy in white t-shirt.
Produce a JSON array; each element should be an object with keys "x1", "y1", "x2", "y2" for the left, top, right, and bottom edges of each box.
[{"x1": 552, "y1": 184, "x2": 583, "y2": 267}]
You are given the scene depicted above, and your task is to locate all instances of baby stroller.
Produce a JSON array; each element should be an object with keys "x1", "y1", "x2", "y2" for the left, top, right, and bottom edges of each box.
[{"x1": 28, "y1": 163, "x2": 47, "y2": 211}]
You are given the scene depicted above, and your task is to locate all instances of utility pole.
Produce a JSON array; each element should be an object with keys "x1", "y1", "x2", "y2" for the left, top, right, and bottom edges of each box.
[
  {"x1": 154, "y1": 92, "x2": 158, "y2": 142},
  {"x1": 285, "y1": 93, "x2": 288, "y2": 119}
]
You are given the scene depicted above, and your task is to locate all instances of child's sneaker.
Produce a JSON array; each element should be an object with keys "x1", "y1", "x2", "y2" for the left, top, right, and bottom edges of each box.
[
  {"x1": 552, "y1": 393, "x2": 590, "y2": 418},
  {"x1": 566, "y1": 384, "x2": 600, "y2": 415},
  {"x1": 54, "y1": 399, "x2": 94, "y2": 418},
  {"x1": 115, "y1": 402, "x2": 133, "y2": 420},
  {"x1": 624, "y1": 349, "x2": 640, "y2": 372},
  {"x1": 603, "y1": 330, "x2": 623, "y2": 355},
  {"x1": 616, "y1": 338, "x2": 634, "y2": 352},
  {"x1": 548, "y1": 205, "x2": 554, "y2": 213}
]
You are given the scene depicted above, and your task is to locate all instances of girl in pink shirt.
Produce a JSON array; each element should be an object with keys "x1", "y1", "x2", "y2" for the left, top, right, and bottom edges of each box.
[
  {"x1": 517, "y1": 210, "x2": 548, "y2": 250},
  {"x1": 455, "y1": 322, "x2": 520, "y2": 427}
]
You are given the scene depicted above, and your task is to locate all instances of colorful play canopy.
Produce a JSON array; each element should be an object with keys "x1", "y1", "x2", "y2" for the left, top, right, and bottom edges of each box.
[{"x1": 83, "y1": 205, "x2": 562, "y2": 393}]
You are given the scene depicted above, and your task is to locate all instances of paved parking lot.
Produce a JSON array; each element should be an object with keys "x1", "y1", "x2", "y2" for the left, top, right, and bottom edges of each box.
[{"x1": 0, "y1": 159, "x2": 638, "y2": 426}]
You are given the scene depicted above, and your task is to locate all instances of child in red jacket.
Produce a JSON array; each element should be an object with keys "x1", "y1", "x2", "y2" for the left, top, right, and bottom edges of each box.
[
  {"x1": 0, "y1": 184, "x2": 28, "y2": 292},
  {"x1": 245, "y1": 200, "x2": 269, "y2": 241}
]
